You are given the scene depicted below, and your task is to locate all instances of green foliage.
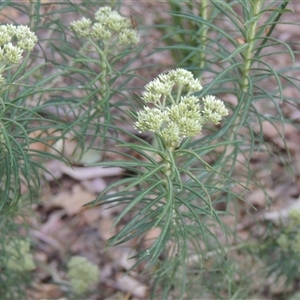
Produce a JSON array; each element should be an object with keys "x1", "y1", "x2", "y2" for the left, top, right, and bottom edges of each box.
[
  {"x1": 39, "y1": 2, "x2": 142, "y2": 148},
  {"x1": 259, "y1": 209, "x2": 300, "y2": 290},
  {"x1": 0, "y1": 4, "x2": 71, "y2": 297},
  {"x1": 88, "y1": 69, "x2": 232, "y2": 298},
  {"x1": 154, "y1": 0, "x2": 299, "y2": 296},
  {"x1": 0, "y1": 1, "x2": 142, "y2": 298},
  {"x1": 0, "y1": 213, "x2": 33, "y2": 299},
  {"x1": 0, "y1": 0, "x2": 299, "y2": 299}
]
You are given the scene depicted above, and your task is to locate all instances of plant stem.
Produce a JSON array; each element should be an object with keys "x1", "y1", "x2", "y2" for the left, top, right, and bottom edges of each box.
[
  {"x1": 89, "y1": 39, "x2": 110, "y2": 111},
  {"x1": 199, "y1": 0, "x2": 209, "y2": 79},
  {"x1": 241, "y1": 0, "x2": 262, "y2": 92},
  {"x1": 224, "y1": 1, "x2": 262, "y2": 160},
  {"x1": 99, "y1": 42, "x2": 109, "y2": 99},
  {"x1": 163, "y1": 147, "x2": 174, "y2": 178}
]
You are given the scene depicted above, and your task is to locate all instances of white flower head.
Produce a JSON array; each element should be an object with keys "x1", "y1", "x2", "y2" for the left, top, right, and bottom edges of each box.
[
  {"x1": 168, "y1": 68, "x2": 194, "y2": 86},
  {"x1": 141, "y1": 91, "x2": 159, "y2": 104},
  {"x1": 14, "y1": 25, "x2": 38, "y2": 51},
  {"x1": 134, "y1": 107, "x2": 168, "y2": 133},
  {"x1": 3, "y1": 42, "x2": 23, "y2": 64},
  {"x1": 72, "y1": 7, "x2": 138, "y2": 48},
  {"x1": 6, "y1": 239, "x2": 36, "y2": 272},
  {"x1": 94, "y1": 6, "x2": 112, "y2": 23},
  {"x1": 160, "y1": 122, "x2": 181, "y2": 149},
  {"x1": 135, "y1": 69, "x2": 229, "y2": 149},
  {"x1": 91, "y1": 22, "x2": 112, "y2": 40},
  {"x1": 158, "y1": 73, "x2": 171, "y2": 84},
  {"x1": 142, "y1": 80, "x2": 164, "y2": 104},
  {"x1": 136, "y1": 69, "x2": 207, "y2": 149},
  {"x1": 202, "y1": 95, "x2": 229, "y2": 125},
  {"x1": 188, "y1": 78, "x2": 203, "y2": 92},
  {"x1": 180, "y1": 95, "x2": 201, "y2": 115},
  {"x1": 177, "y1": 117, "x2": 202, "y2": 137},
  {"x1": 0, "y1": 24, "x2": 37, "y2": 65},
  {"x1": 168, "y1": 96, "x2": 200, "y2": 122},
  {"x1": 0, "y1": 26, "x2": 12, "y2": 46},
  {"x1": 5, "y1": 24, "x2": 16, "y2": 36},
  {"x1": 142, "y1": 75, "x2": 174, "y2": 104},
  {"x1": 119, "y1": 28, "x2": 139, "y2": 45},
  {"x1": 69, "y1": 17, "x2": 92, "y2": 37},
  {"x1": 160, "y1": 68, "x2": 203, "y2": 94},
  {"x1": 106, "y1": 11, "x2": 130, "y2": 32},
  {"x1": 67, "y1": 256, "x2": 99, "y2": 295}
]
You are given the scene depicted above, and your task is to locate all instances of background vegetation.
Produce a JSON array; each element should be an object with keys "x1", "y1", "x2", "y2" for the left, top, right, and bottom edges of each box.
[{"x1": 0, "y1": 0, "x2": 299, "y2": 299}]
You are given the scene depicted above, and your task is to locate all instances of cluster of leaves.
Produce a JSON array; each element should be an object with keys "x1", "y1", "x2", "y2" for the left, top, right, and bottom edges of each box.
[
  {"x1": 0, "y1": 0, "x2": 299, "y2": 299},
  {"x1": 0, "y1": 0, "x2": 145, "y2": 297},
  {"x1": 152, "y1": 0, "x2": 300, "y2": 297},
  {"x1": 259, "y1": 209, "x2": 300, "y2": 292}
]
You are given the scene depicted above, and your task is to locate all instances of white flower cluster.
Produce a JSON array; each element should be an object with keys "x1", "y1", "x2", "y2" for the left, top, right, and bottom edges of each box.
[
  {"x1": 67, "y1": 256, "x2": 100, "y2": 295},
  {"x1": 6, "y1": 239, "x2": 36, "y2": 272},
  {"x1": 0, "y1": 24, "x2": 37, "y2": 65},
  {"x1": 141, "y1": 69, "x2": 202, "y2": 105},
  {"x1": 134, "y1": 69, "x2": 229, "y2": 149},
  {"x1": 277, "y1": 209, "x2": 300, "y2": 254},
  {"x1": 202, "y1": 95, "x2": 229, "y2": 125},
  {"x1": 69, "y1": 6, "x2": 138, "y2": 45}
]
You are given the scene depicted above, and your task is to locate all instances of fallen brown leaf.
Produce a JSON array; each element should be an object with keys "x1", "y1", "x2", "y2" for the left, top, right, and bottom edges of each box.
[{"x1": 50, "y1": 184, "x2": 96, "y2": 216}]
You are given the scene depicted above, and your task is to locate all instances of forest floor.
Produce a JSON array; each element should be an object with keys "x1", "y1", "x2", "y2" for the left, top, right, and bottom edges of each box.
[{"x1": 1, "y1": 1, "x2": 300, "y2": 299}]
